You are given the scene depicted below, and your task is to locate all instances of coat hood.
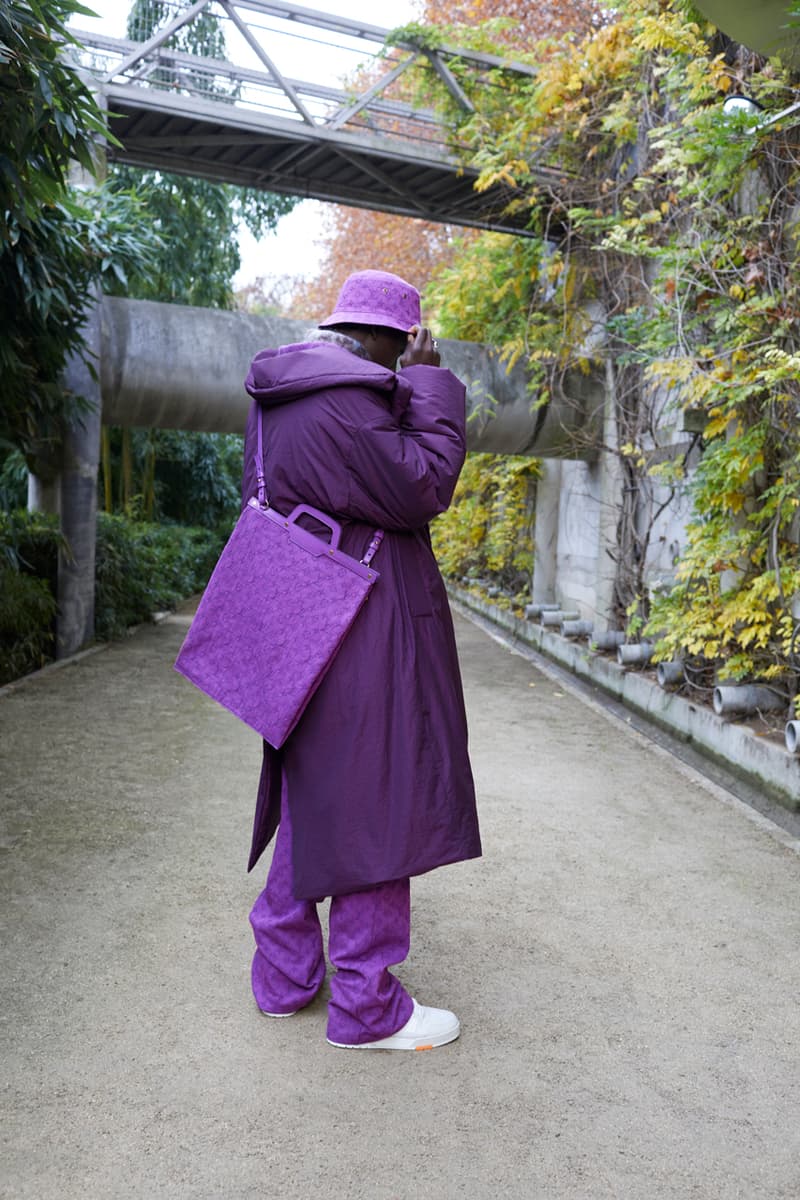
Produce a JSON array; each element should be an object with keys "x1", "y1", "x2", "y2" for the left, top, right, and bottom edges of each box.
[{"x1": 244, "y1": 341, "x2": 413, "y2": 413}]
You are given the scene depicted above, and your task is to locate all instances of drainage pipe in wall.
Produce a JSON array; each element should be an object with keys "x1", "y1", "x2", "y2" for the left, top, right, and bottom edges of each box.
[
  {"x1": 617, "y1": 642, "x2": 655, "y2": 666},
  {"x1": 712, "y1": 685, "x2": 788, "y2": 717},
  {"x1": 656, "y1": 660, "x2": 685, "y2": 687},
  {"x1": 561, "y1": 620, "x2": 594, "y2": 638},
  {"x1": 526, "y1": 603, "x2": 561, "y2": 619},
  {"x1": 541, "y1": 610, "x2": 580, "y2": 627},
  {"x1": 590, "y1": 631, "x2": 625, "y2": 651}
]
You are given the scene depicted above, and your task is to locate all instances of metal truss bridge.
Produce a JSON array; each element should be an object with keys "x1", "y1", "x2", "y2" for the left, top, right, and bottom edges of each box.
[{"x1": 71, "y1": 0, "x2": 542, "y2": 235}]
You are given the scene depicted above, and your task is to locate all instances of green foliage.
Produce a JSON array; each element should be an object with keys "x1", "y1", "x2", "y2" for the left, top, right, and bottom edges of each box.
[
  {"x1": 0, "y1": 507, "x2": 225, "y2": 681},
  {"x1": 151, "y1": 430, "x2": 242, "y2": 525},
  {"x1": 0, "y1": 447, "x2": 28, "y2": 509},
  {"x1": 0, "y1": 2, "x2": 159, "y2": 474},
  {"x1": 432, "y1": 453, "x2": 539, "y2": 599},
  {"x1": 107, "y1": 167, "x2": 294, "y2": 309},
  {"x1": 421, "y1": 0, "x2": 800, "y2": 679},
  {"x1": 0, "y1": 566, "x2": 57, "y2": 685},
  {"x1": 0, "y1": 508, "x2": 61, "y2": 683},
  {"x1": 110, "y1": 0, "x2": 297, "y2": 310},
  {"x1": 0, "y1": 0, "x2": 107, "y2": 232},
  {"x1": 128, "y1": 0, "x2": 228, "y2": 63},
  {"x1": 2, "y1": 182, "x2": 160, "y2": 474},
  {"x1": 386, "y1": 21, "x2": 450, "y2": 51},
  {"x1": 0, "y1": 503, "x2": 59, "y2": 565},
  {"x1": 94, "y1": 513, "x2": 226, "y2": 638},
  {"x1": 99, "y1": 428, "x2": 243, "y2": 525}
]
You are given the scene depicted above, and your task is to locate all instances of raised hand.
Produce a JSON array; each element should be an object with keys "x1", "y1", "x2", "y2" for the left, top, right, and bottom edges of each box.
[{"x1": 400, "y1": 325, "x2": 441, "y2": 369}]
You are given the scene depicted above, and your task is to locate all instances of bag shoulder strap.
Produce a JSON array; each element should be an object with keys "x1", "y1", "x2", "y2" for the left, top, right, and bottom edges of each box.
[
  {"x1": 254, "y1": 404, "x2": 268, "y2": 508},
  {"x1": 360, "y1": 529, "x2": 384, "y2": 566},
  {"x1": 255, "y1": 403, "x2": 384, "y2": 564}
]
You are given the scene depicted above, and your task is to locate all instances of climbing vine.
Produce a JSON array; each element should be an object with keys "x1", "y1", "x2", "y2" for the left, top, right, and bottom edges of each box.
[
  {"x1": 431, "y1": 453, "x2": 540, "y2": 603},
  {"x1": 406, "y1": 0, "x2": 800, "y2": 686}
]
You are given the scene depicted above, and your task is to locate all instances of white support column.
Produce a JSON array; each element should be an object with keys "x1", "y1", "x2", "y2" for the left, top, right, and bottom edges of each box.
[
  {"x1": 532, "y1": 459, "x2": 562, "y2": 604},
  {"x1": 593, "y1": 359, "x2": 623, "y2": 630},
  {"x1": 27, "y1": 475, "x2": 61, "y2": 515}
]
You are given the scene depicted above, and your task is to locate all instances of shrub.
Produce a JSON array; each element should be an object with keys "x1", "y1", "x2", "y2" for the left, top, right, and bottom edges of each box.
[
  {"x1": 0, "y1": 509, "x2": 61, "y2": 682},
  {"x1": 0, "y1": 507, "x2": 61, "y2": 584},
  {"x1": 0, "y1": 566, "x2": 57, "y2": 685},
  {"x1": 94, "y1": 513, "x2": 227, "y2": 639},
  {"x1": 431, "y1": 452, "x2": 539, "y2": 598},
  {"x1": 0, "y1": 508, "x2": 227, "y2": 681}
]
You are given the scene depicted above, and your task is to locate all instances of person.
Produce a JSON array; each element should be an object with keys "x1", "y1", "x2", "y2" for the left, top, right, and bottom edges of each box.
[{"x1": 241, "y1": 269, "x2": 481, "y2": 1050}]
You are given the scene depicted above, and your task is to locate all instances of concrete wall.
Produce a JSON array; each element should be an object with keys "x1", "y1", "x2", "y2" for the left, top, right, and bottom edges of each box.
[
  {"x1": 530, "y1": 364, "x2": 703, "y2": 630},
  {"x1": 554, "y1": 460, "x2": 603, "y2": 619}
]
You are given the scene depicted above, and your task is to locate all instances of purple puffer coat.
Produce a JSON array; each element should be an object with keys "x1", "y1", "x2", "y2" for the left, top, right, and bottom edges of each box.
[{"x1": 241, "y1": 340, "x2": 481, "y2": 899}]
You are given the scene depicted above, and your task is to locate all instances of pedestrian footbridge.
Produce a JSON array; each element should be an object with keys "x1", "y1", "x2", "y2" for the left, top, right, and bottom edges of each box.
[{"x1": 72, "y1": 0, "x2": 544, "y2": 233}]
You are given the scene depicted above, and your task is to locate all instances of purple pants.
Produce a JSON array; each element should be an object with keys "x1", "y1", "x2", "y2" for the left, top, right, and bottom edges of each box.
[{"x1": 249, "y1": 799, "x2": 414, "y2": 1045}]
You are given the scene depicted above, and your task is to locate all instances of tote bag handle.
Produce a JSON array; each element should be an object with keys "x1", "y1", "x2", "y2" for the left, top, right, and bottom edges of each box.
[{"x1": 253, "y1": 404, "x2": 384, "y2": 566}]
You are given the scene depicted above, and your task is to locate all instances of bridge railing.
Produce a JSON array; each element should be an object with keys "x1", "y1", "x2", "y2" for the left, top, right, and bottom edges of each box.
[{"x1": 69, "y1": 0, "x2": 535, "y2": 156}]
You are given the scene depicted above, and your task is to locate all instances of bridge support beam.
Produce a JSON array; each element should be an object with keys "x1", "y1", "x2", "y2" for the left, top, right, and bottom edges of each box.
[{"x1": 99, "y1": 297, "x2": 603, "y2": 458}]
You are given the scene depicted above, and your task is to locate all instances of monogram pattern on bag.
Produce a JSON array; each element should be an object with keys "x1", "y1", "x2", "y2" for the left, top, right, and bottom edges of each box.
[{"x1": 175, "y1": 505, "x2": 374, "y2": 747}]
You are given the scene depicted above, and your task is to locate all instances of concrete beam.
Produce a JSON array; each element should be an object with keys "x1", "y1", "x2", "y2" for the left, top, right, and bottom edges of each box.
[{"x1": 100, "y1": 296, "x2": 602, "y2": 460}]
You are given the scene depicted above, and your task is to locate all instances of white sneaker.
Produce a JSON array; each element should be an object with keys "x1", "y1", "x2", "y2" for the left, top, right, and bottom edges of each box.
[{"x1": 327, "y1": 999, "x2": 460, "y2": 1050}]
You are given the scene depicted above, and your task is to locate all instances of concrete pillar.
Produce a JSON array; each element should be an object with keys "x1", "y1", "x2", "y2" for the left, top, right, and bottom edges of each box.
[
  {"x1": 57, "y1": 294, "x2": 102, "y2": 658},
  {"x1": 27, "y1": 475, "x2": 61, "y2": 515},
  {"x1": 49, "y1": 128, "x2": 106, "y2": 656},
  {"x1": 593, "y1": 359, "x2": 623, "y2": 630},
  {"x1": 532, "y1": 459, "x2": 561, "y2": 604}
]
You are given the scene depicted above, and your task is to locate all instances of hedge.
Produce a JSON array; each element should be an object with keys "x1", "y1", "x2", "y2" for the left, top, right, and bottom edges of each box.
[{"x1": 0, "y1": 510, "x2": 226, "y2": 684}]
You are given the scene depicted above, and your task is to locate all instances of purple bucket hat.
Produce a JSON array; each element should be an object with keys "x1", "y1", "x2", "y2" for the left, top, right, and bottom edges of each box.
[{"x1": 318, "y1": 269, "x2": 421, "y2": 334}]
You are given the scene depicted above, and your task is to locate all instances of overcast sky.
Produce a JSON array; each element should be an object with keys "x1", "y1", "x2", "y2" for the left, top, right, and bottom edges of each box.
[{"x1": 71, "y1": 0, "x2": 421, "y2": 287}]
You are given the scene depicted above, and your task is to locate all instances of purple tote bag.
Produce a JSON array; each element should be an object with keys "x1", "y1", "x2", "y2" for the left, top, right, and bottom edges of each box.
[{"x1": 174, "y1": 412, "x2": 382, "y2": 748}]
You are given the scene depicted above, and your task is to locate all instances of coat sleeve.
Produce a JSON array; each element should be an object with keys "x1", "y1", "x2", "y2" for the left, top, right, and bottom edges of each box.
[{"x1": 343, "y1": 364, "x2": 467, "y2": 530}]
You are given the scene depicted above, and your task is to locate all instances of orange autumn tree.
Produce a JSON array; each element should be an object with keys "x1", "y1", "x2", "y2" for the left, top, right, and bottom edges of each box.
[
  {"x1": 290, "y1": 0, "x2": 601, "y2": 318},
  {"x1": 289, "y1": 206, "x2": 460, "y2": 321},
  {"x1": 426, "y1": 0, "x2": 600, "y2": 45}
]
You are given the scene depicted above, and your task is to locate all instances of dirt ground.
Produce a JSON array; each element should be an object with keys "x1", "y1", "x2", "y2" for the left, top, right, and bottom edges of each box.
[{"x1": 2, "y1": 610, "x2": 799, "y2": 1199}]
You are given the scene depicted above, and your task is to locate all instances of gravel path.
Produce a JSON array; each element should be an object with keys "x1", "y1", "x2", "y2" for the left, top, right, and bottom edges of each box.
[{"x1": 2, "y1": 610, "x2": 799, "y2": 1199}]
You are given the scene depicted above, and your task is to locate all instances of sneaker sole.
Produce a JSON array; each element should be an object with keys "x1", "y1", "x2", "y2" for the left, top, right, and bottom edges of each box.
[{"x1": 326, "y1": 1022, "x2": 460, "y2": 1051}]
